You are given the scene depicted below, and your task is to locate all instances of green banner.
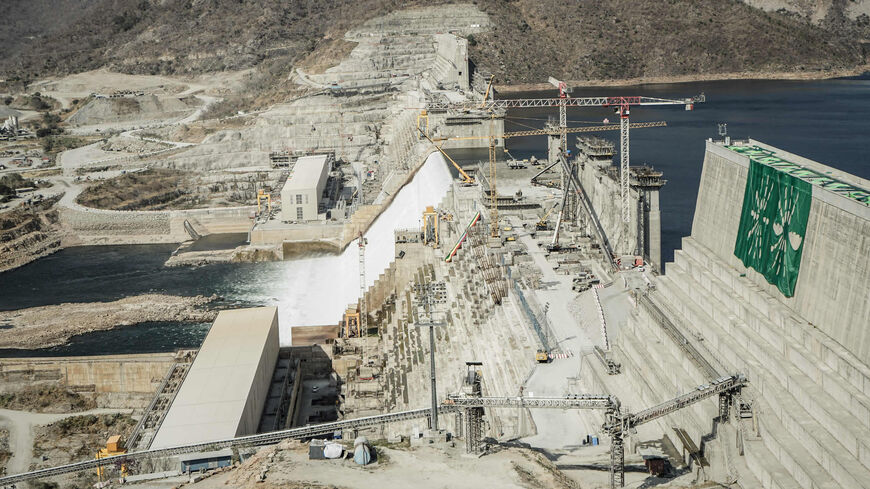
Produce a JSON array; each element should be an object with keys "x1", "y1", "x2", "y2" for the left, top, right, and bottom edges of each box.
[{"x1": 734, "y1": 159, "x2": 811, "y2": 297}]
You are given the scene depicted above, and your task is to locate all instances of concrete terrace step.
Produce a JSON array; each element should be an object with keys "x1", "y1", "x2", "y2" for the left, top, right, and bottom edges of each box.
[
  {"x1": 655, "y1": 269, "x2": 870, "y2": 489},
  {"x1": 680, "y1": 237, "x2": 870, "y2": 401},
  {"x1": 620, "y1": 308, "x2": 717, "y2": 425},
  {"x1": 629, "y1": 301, "x2": 804, "y2": 489},
  {"x1": 673, "y1": 244, "x2": 870, "y2": 433},
  {"x1": 653, "y1": 275, "x2": 841, "y2": 489},
  {"x1": 664, "y1": 260, "x2": 870, "y2": 462}
]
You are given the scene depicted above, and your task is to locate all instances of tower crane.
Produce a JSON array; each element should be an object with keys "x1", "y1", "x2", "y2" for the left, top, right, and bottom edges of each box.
[
  {"x1": 427, "y1": 89, "x2": 704, "y2": 253},
  {"x1": 358, "y1": 231, "x2": 367, "y2": 337}
]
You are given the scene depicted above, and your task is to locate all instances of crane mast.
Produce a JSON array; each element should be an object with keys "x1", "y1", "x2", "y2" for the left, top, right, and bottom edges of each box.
[
  {"x1": 488, "y1": 112, "x2": 498, "y2": 238},
  {"x1": 619, "y1": 105, "x2": 631, "y2": 253},
  {"x1": 359, "y1": 231, "x2": 367, "y2": 336},
  {"x1": 426, "y1": 88, "x2": 703, "y2": 251}
]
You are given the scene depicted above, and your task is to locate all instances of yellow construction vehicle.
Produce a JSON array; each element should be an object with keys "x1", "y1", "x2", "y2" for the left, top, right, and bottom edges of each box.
[
  {"x1": 535, "y1": 349, "x2": 550, "y2": 363},
  {"x1": 536, "y1": 203, "x2": 559, "y2": 231},
  {"x1": 256, "y1": 188, "x2": 271, "y2": 215},
  {"x1": 96, "y1": 435, "x2": 127, "y2": 480}
]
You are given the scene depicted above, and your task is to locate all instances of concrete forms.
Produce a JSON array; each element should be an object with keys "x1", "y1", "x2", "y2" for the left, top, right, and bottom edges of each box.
[
  {"x1": 339, "y1": 183, "x2": 539, "y2": 441},
  {"x1": 280, "y1": 154, "x2": 332, "y2": 222},
  {"x1": 563, "y1": 136, "x2": 664, "y2": 267},
  {"x1": 612, "y1": 139, "x2": 870, "y2": 488},
  {"x1": 150, "y1": 307, "x2": 279, "y2": 449}
]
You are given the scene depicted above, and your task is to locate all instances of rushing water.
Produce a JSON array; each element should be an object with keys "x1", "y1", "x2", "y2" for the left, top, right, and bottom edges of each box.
[
  {"x1": 0, "y1": 152, "x2": 453, "y2": 350},
  {"x1": 1, "y1": 78, "x2": 868, "y2": 355}
]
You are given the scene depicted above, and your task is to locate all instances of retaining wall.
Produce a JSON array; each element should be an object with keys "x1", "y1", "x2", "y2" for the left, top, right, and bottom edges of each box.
[{"x1": 0, "y1": 353, "x2": 176, "y2": 393}]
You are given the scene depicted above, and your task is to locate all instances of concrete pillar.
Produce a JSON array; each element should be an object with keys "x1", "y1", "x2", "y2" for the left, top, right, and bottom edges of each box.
[{"x1": 646, "y1": 188, "x2": 662, "y2": 270}]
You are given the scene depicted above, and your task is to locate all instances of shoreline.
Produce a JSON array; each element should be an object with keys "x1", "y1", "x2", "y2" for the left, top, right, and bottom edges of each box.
[
  {"x1": 495, "y1": 66, "x2": 870, "y2": 92},
  {"x1": 0, "y1": 294, "x2": 216, "y2": 349}
]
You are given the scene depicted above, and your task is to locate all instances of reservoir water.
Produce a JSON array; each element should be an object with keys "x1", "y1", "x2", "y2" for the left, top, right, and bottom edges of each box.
[
  {"x1": 1, "y1": 78, "x2": 867, "y2": 354},
  {"x1": 503, "y1": 76, "x2": 870, "y2": 265}
]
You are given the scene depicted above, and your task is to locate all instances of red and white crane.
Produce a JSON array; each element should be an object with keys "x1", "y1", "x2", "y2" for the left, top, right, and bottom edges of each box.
[{"x1": 428, "y1": 90, "x2": 705, "y2": 254}]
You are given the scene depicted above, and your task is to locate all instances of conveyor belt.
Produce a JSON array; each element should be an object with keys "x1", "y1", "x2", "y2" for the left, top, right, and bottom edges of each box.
[
  {"x1": 446, "y1": 395, "x2": 617, "y2": 410},
  {"x1": 0, "y1": 406, "x2": 455, "y2": 485}
]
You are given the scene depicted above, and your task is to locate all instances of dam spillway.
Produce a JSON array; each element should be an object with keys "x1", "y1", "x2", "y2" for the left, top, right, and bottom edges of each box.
[{"x1": 273, "y1": 152, "x2": 452, "y2": 345}]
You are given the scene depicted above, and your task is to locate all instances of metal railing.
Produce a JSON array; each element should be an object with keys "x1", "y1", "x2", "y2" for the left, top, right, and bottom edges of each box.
[
  {"x1": 126, "y1": 363, "x2": 178, "y2": 450},
  {"x1": 626, "y1": 375, "x2": 745, "y2": 429},
  {"x1": 636, "y1": 293, "x2": 719, "y2": 380}
]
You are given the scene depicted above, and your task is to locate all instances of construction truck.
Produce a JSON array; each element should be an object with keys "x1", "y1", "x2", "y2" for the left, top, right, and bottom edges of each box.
[{"x1": 535, "y1": 349, "x2": 550, "y2": 363}]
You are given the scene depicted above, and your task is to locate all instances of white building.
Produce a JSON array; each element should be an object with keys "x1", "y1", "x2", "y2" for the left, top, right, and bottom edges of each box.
[
  {"x1": 281, "y1": 154, "x2": 332, "y2": 222},
  {"x1": 150, "y1": 307, "x2": 279, "y2": 449}
]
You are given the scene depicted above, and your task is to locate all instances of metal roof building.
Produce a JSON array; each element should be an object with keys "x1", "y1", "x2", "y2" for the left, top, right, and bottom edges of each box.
[
  {"x1": 281, "y1": 154, "x2": 332, "y2": 222},
  {"x1": 150, "y1": 307, "x2": 279, "y2": 449}
]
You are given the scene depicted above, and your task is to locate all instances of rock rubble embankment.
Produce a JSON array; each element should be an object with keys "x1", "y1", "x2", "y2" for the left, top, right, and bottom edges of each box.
[{"x1": 0, "y1": 294, "x2": 217, "y2": 349}]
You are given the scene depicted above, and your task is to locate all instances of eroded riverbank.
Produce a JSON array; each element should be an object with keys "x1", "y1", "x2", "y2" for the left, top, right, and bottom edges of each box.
[{"x1": 0, "y1": 294, "x2": 215, "y2": 349}]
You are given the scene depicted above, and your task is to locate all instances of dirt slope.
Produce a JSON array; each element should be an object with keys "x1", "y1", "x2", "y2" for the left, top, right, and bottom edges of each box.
[
  {"x1": 1, "y1": 1, "x2": 867, "y2": 87},
  {"x1": 469, "y1": 0, "x2": 867, "y2": 84}
]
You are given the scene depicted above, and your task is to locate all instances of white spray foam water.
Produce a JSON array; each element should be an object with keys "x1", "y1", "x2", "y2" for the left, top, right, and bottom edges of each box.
[{"x1": 270, "y1": 152, "x2": 452, "y2": 345}]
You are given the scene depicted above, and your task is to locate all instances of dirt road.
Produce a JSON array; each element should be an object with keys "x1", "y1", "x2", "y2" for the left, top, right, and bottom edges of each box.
[{"x1": 0, "y1": 407, "x2": 129, "y2": 475}]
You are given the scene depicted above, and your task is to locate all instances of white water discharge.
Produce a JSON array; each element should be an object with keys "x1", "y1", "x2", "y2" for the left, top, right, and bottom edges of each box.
[{"x1": 268, "y1": 152, "x2": 452, "y2": 345}]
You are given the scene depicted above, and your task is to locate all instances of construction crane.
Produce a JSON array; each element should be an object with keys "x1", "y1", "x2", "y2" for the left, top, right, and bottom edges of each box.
[
  {"x1": 358, "y1": 231, "x2": 367, "y2": 336},
  {"x1": 418, "y1": 127, "x2": 476, "y2": 185},
  {"x1": 430, "y1": 120, "x2": 666, "y2": 254},
  {"x1": 548, "y1": 77, "x2": 571, "y2": 155},
  {"x1": 536, "y1": 202, "x2": 559, "y2": 231},
  {"x1": 427, "y1": 90, "x2": 704, "y2": 252},
  {"x1": 446, "y1": 373, "x2": 746, "y2": 488},
  {"x1": 435, "y1": 120, "x2": 667, "y2": 142}
]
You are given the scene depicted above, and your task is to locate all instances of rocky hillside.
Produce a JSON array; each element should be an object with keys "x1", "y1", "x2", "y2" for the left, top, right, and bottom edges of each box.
[
  {"x1": 0, "y1": 0, "x2": 867, "y2": 86},
  {"x1": 469, "y1": 0, "x2": 868, "y2": 83}
]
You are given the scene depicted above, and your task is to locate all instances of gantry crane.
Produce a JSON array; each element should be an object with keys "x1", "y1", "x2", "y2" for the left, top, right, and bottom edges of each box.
[
  {"x1": 427, "y1": 88, "x2": 704, "y2": 252},
  {"x1": 447, "y1": 373, "x2": 746, "y2": 489}
]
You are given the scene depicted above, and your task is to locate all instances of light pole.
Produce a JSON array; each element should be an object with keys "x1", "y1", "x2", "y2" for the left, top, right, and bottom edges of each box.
[{"x1": 414, "y1": 281, "x2": 446, "y2": 430}]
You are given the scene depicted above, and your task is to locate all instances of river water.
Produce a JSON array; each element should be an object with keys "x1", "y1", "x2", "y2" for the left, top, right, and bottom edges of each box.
[
  {"x1": 1, "y1": 77, "x2": 867, "y2": 355},
  {"x1": 0, "y1": 152, "x2": 453, "y2": 351}
]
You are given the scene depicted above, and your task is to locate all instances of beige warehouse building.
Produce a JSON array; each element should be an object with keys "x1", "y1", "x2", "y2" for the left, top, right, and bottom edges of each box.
[
  {"x1": 281, "y1": 154, "x2": 332, "y2": 222},
  {"x1": 150, "y1": 307, "x2": 279, "y2": 449}
]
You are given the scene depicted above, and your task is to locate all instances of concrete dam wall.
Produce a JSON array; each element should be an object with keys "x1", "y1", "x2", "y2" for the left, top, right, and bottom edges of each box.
[
  {"x1": 611, "y1": 139, "x2": 870, "y2": 489},
  {"x1": 694, "y1": 140, "x2": 870, "y2": 364},
  {"x1": 274, "y1": 152, "x2": 452, "y2": 345}
]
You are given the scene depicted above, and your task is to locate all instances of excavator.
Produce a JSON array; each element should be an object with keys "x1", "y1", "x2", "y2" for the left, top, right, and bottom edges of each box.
[{"x1": 536, "y1": 202, "x2": 559, "y2": 231}]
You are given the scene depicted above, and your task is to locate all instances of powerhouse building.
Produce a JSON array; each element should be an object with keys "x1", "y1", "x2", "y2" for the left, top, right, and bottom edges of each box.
[
  {"x1": 150, "y1": 307, "x2": 279, "y2": 449},
  {"x1": 280, "y1": 154, "x2": 332, "y2": 222}
]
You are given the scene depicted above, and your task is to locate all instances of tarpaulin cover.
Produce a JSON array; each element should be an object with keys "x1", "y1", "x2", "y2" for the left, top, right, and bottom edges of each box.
[{"x1": 734, "y1": 158, "x2": 811, "y2": 297}]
